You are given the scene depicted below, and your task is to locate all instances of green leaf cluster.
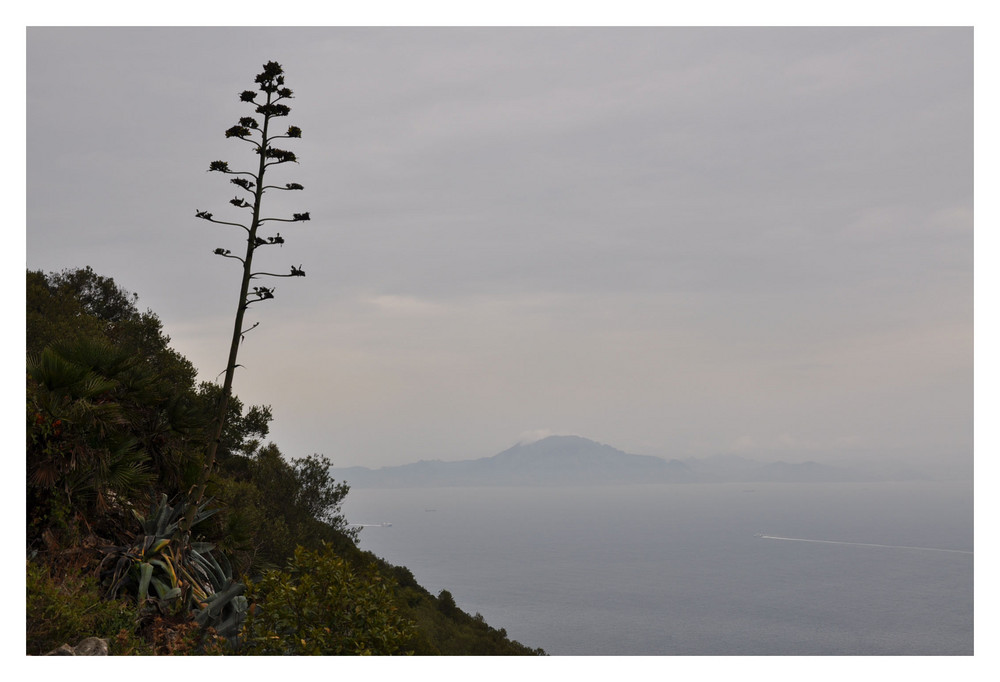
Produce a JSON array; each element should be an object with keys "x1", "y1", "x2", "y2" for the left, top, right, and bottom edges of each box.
[
  {"x1": 101, "y1": 495, "x2": 248, "y2": 641},
  {"x1": 206, "y1": 444, "x2": 357, "y2": 574},
  {"x1": 26, "y1": 558, "x2": 147, "y2": 655},
  {"x1": 243, "y1": 543, "x2": 416, "y2": 655},
  {"x1": 375, "y1": 578, "x2": 547, "y2": 655}
]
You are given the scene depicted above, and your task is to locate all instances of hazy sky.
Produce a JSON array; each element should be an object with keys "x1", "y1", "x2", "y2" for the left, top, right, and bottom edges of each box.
[{"x1": 26, "y1": 27, "x2": 973, "y2": 475}]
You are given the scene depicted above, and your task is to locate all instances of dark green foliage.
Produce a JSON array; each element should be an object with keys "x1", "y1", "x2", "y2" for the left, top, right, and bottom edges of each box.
[
  {"x1": 27, "y1": 267, "x2": 199, "y2": 408},
  {"x1": 193, "y1": 382, "x2": 272, "y2": 461},
  {"x1": 314, "y1": 544, "x2": 545, "y2": 655},
  {"x1": 42, "y1": 266, "x2": 139, "y2": 324},
  {"x1": 26, "y1": 558, "x2": 143, "y2": 655},
  {"x1": 28, "y1": 553, "x2": 230, "y2": 655},
  {"x1": 209, "y1": 444, "x2": 358, "y2": 574},
  {"x1": 290, "y1": 453, "x2": 354, "y2": 527},
  {"x1": 243, "y1": 543, "x2": 416, "y2": 655},
  {"x1": 26, "y1": 270, "x2": 208, "y2": 548},
  {"x1": 28, "y1": 339, "x2": 155, "y2": 543},
  {"x1": 437, "y1": 588, "x2": 458, "y2": 616},
  {"x1": 26, "y1": 269, "x2": 105, "y2": 355},
  {"x1": 28, "y1": 267, "x2": 198, "y2": 385},
  {"x1": 385, "y1": 577, "x2": 546, "y2": 655}
]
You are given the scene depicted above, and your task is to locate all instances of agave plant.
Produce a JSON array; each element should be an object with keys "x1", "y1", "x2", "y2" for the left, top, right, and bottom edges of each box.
[
  {"x1": 190, "y1": 544, "x2": 248, "y2": 640},
  {"x1": 102, "y1": 494, "x2": 248, "y2": 641}
]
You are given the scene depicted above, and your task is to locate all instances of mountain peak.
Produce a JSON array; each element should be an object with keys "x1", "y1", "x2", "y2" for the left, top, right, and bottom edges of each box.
[
  {"x1": 329, "y1": 436, "x2": 898, "y2": 488},
  {"x1": 331, "y1": 435, "x2": 694, "y2": 487},
  {"x1": 505, "y1": 434, "x2": 614, "y2": 452}
]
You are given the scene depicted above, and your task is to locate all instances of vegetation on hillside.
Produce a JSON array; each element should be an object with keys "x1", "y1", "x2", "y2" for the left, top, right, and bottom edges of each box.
[{"x1": 25, "y1": 266, "x2": 545, "y2": 656}]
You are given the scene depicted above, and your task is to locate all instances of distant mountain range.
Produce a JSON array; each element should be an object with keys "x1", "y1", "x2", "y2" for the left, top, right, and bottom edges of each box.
[{"x1": 330, "y1": 435, "x2": 924, "y2": 488}]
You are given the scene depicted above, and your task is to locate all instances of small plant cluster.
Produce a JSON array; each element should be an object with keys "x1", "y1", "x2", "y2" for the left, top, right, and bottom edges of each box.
[
  {"x1": 101, "y1": 495, "x2": 248, "y2": 642},
  {"x1": 26, "y1": 558, "x2": 138, "y2": 655}
]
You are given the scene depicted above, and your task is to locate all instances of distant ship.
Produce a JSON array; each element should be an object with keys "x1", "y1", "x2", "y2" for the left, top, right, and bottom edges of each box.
[{"x1": 754, "y1": 532, "x2": 764, "y2": 538}]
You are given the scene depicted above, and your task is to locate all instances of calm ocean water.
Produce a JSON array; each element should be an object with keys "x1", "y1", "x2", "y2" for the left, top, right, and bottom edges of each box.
[{"x1": 340, "y1": 481, "x2": 973, "y2": 655}]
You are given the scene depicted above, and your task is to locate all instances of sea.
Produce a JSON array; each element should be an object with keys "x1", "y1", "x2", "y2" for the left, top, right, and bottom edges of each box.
[{"x1": 340, "y1": 481, "x2": 973, "y2": 656}]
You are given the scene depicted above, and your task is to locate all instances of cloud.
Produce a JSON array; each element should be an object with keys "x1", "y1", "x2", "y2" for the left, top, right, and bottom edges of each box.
[
  {"x1": 365, "y1": 294, "x2": 448, "y2": 317},
  {"x1": 518, "y1": 429, "x2": 557, "y2": 445}
]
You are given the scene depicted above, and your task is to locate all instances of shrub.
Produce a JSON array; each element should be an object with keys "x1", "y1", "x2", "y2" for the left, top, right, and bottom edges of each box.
[
  {"x1": 242, "y1": 543, "x2": 416, "y2": 655},
  {"x1": 26, "y1": 558, "x2": 143, "y2": 655}
]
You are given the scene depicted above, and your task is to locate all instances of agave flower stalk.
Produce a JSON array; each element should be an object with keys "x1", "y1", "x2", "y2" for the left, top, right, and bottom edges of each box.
[{"x1": 186, "y1": 61, "x2": 310, "y2": 531}]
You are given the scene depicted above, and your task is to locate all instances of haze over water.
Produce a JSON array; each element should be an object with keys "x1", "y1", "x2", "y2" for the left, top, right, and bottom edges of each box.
[{"x1": 344, "y1": 480, "x2": 973, "y2": 655}]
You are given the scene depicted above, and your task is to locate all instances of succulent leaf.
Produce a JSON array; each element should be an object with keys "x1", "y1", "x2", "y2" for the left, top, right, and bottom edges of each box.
[{"x1": 137, "y1": 562, "x2": 154, "y2": 604}]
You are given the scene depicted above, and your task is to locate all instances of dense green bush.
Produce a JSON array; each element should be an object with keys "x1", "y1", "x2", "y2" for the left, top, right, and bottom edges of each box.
[
  {"x1": 27, "y1": 340, "x2": 156, "y2": 544},
  {"x1": 242, "y1": 543, "x2": 416, "y2": 655},
  {"x1": 26, "y1": 559, "x2": 140, "y2": 655},
  {"x1": 27, "y1": 268, "x2": 206, "y2": 549}
]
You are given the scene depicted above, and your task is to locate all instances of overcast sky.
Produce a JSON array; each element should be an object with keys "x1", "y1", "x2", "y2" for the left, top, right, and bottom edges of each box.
[{"x1": 25, "y1": 27, "x2": 973, "y2": 476}]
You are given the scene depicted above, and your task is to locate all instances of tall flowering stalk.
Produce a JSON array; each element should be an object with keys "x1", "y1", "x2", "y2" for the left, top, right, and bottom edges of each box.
[{"x1": 187, "y1": 61, "x2": 310, "y2": 526}]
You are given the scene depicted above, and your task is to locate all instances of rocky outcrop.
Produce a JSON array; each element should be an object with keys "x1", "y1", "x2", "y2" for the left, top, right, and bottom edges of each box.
[{"x1": 44, "y1": 637, "x2": 109, "y2": 655}]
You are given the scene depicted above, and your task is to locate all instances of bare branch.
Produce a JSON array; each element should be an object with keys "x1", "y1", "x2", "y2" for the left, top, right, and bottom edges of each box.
[
  {"x1": 213, "y1": 247, "x2": 246, "y2": 265},
  {"x1": 196, "y1": 210, "x2": 250, "y2": 233},
  {"x1": 249, "y1": 266, "x2": 304, "y2": 279},
  {"x1": 258, "y1": 212, "x2": 310, "y2": 225}
]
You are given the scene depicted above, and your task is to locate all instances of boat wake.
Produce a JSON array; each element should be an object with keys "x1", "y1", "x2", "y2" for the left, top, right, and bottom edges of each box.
[{"x1": 755, "y1": 534, "x2": 971, "y2": 554}]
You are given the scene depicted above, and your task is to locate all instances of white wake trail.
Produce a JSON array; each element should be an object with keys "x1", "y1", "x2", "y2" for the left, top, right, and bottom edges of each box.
[{"x1": 758, "y1": 535, "x2": 972, "y2": 555}]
